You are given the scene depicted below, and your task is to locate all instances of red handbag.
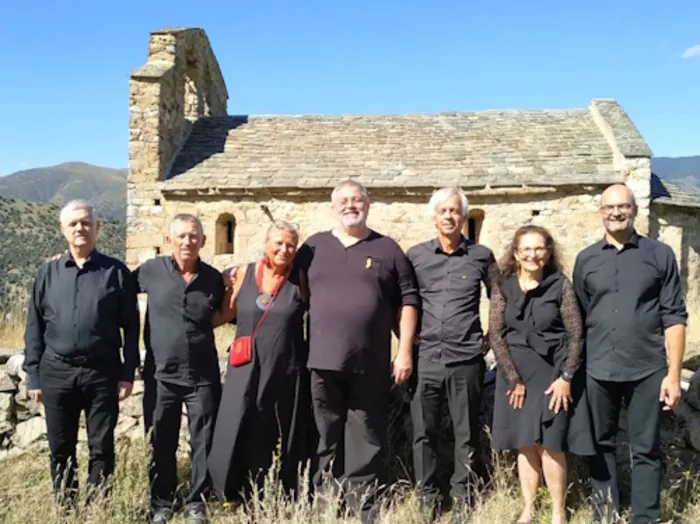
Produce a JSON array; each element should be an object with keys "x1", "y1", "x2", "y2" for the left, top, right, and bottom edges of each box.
[{"x1": 229, "y1": 260, "x2": 291, "y2": 367}]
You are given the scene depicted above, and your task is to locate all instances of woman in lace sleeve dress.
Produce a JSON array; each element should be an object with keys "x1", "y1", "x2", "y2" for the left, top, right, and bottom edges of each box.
[{"x1": 489, "y1": 225, "x2": 594, "y2": 524}]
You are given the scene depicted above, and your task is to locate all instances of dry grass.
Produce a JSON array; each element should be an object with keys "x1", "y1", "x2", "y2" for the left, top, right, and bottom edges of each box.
[
  {"x1": 0, "y1": 302, "x2": 26, "y2": 350},
  {"x1": 2, "y1": 313, "x2": 700, "y2": 522},
  {"x1": 1, "y1": 436, "x2": 699, "y2": 523}
]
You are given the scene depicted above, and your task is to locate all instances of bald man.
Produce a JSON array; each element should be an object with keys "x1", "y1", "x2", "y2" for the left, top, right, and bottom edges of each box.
[{"x1": 573, "y1": 184, "x2": 687, "y2": 524}]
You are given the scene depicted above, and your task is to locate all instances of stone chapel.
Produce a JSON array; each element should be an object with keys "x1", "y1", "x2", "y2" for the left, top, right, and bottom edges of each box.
[{"x1": 127, "y1": 27, "x2": 700, "y2": 344}]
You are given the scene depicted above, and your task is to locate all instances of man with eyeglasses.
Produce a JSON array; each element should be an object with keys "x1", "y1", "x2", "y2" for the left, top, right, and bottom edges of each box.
[
  {"x1": 296, "y1": 180, "x2": 419, "y2": 524},
  {"x1": 573, "y1": 184, "x2": 687, "y2": 524}
]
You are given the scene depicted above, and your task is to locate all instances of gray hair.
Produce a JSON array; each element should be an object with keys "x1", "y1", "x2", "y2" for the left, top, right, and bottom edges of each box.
[
  {"x1": 428, "y1": 187, "x2": 469, "y2": 219},
  {"x1": 265, "y1": 219, "x2": 300, "y2": 244},
  {"x1": 169, "y1": 213, "x2": 204, "y2": 236},
  {"x1": 59, "y1": 199, "x2": 98, "y2": 225},
  {"x1": 331, "y1": 180, "x2": 370, "y2": 204}
]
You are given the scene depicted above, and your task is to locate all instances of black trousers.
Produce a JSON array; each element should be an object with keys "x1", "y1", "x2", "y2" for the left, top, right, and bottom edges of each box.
[
  {"x1": 310, "y1": 369, "x2": 389, "y2": 524},
  {"x1": 39, "y1": 350, "x2": 120, "y2": 505},
  {"x1": 410, "y1": 356, "x2": 485, "y2": 508},
  {"x1": 587, "y1": 368, "x2": 665, "y2": 524},
  {"x1": 141, "y1": 350, "x2": 156, "y2": 438},
  {"x1": 149, "y1": 380, "x2": 221, "y2": 511}
]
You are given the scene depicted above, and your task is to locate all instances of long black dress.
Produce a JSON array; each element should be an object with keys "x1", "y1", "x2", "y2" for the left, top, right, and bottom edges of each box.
[
  {"x1": 489, "y1": 270, "x2": 595, "y2": 455},
  {"x1": 207, "y1": 262, "x2": 311, "y2": 500}
]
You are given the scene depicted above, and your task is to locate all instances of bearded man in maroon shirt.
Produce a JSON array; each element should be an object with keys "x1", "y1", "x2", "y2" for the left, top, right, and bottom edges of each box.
[{"x1": 296, "y1": 180, "x2": 419, "y2": 524}]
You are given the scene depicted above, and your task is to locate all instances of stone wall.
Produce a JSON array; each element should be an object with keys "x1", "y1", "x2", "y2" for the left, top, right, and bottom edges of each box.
[
  {"x1": 0, "y1": 353, "x2": 201, "y2": 461},
  {"x1": 131, "y1": 186, "x2": 603, "y2": 335},
  {"x1": 127, "y1": 27, "x2": 228, "y2": 266},
  {"x1": 651, "y1": 204, "x2": 700, "y2": 345}
]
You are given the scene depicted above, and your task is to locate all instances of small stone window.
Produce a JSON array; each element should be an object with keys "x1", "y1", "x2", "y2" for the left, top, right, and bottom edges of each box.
[
  {"x1": 154, "y1": 199, "x2": 161, "y2": 206},
  {"x1": 215, "y1": 213, "x2": 236, "y2": 254},
  {"x1": 154, "y1": 247, "x2": 161, "y2": 255},
  {"x1": 464, "y1": 209, "x2": 485, "y2": 242}
]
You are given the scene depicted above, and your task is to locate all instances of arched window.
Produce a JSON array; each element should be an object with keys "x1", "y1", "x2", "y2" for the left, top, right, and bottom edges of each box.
[
  {"x1": 464, "y1": 209, "x2": 485, "y2": 242},
  {"x1": 215, "y1": 213, "x2": 235, "y2": 254}
]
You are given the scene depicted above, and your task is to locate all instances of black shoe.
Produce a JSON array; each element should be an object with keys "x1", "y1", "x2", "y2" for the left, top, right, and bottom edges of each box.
[
  {"x1": 149, "y1": 508, "x2": 174, "y2": 524},
  {"x1": 183, "y1": 504, "x2": 209, "y2": 524}
]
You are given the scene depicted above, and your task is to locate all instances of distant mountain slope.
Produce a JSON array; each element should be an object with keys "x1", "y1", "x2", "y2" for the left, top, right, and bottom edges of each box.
[
  {"x1": 0, "y1": 196, "x2": 125, "y2": 312},
  {"x1": 651, "y1": 156, "x2": 700, "y2": 192},
  {"x1": 0, "y1": 162, "x2": 127, "y2": 219}
]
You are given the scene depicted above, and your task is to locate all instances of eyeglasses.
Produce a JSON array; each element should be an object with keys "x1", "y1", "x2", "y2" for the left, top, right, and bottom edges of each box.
[
  {"x1": 517, "y1": 247, "x2": 549, "y2": 257},
  {"x1": 337, "y1": 197, "x2": 365, "y2": 207},
  {"x1": 600, "y1": 203, "x2": 633, "y2": 215}
]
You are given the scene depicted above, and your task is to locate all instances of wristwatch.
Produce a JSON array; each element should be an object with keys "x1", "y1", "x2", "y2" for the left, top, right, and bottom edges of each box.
[{"x1": 560, "y1": 370, "x2": 573, "y2": 383}]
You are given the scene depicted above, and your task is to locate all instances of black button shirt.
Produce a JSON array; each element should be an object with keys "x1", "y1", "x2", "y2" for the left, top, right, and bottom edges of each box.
[
  {"x1": 296, "y1": 230, "x2": 420, "y2": 374},
  {"x1": 407, "y1": 236, "x2": 498, "y2": 364},
  {"x1": 23, "y1": 250, "x2": 140, "y2": 389},
  {"x1": 134, "y1": 256, "x2": 225, "y2": 387},
  {"x1": 573, "y1": 231, "x2": 688, "y2": 382}
]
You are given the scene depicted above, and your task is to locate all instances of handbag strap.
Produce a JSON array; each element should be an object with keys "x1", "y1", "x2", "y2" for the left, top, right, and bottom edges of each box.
[{"x1": 250, "y1": 259, "x2": 292, "y2": 338}]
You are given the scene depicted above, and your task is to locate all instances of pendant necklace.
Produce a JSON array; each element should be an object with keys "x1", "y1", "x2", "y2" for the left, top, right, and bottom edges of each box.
[{"x1": 255, "y1": 259, "x2": 291, "y2": 311}]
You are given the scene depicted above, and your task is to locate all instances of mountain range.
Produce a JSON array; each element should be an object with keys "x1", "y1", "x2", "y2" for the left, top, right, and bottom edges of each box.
[{"x1": 0, "y1": 162, "x2": 127, "y2": 220}]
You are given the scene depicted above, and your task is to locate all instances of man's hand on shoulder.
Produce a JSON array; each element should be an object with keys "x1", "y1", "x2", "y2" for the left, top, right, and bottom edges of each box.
[{"x1": 222, "y1": 265, "x2": 239, "y2": 290}]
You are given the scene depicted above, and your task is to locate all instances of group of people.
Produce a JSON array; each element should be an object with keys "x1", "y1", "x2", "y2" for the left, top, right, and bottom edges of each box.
[{"x1": 22, "y1": 179, "x2": 687, "y2": 524}]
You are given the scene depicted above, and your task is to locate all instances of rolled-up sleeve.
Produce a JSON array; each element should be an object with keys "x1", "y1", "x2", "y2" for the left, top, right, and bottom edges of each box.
[
  {"x1": 119, "y1": 266, "x2": 141, "y2": 382},
  {"x1": 23, "y1": 266, "x2": 47, "y2": 390},
  {"x1": 659, "y1": 245, "x2": 688, "y2": 328},
  {"x1": 393, "y1": 244, "x2": 420, "y2": 308}
]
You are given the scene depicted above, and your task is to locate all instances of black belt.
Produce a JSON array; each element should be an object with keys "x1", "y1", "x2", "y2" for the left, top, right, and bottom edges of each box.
[{"x1": 48, "y1": 348, "x2": 98, "y2": 366}]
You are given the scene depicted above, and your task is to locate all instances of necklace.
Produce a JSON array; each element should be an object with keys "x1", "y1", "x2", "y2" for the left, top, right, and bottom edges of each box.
[{"x1": 255, "y1": 259, "x2": 292, "y2": 310}]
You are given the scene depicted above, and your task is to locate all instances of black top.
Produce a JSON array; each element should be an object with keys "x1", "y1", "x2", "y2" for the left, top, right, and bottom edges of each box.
[
  {"x1": 234, "y1": 262, "x2": 307, "y2": 373},
  {"x1": 296, "y1": 230, "x2": 420, "y2": 374},
  {"x1": 407, "y1": 235, "x2": 498, "y2": 364},
  {"x1": 573, "y1": 231, "x2": 688, "y2": 382},
  {"x1": 23, "y1": 250, "x2": 140, "y2": 389},
  {"x1": 489, "y1": 271, "x2": 583, "y2": 389},
  {"x1": 134, "y1": 256, "x2": 226, "y2": 387}
]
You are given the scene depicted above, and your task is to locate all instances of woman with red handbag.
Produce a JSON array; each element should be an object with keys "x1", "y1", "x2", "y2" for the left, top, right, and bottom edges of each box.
[{"x1": 207, "y1": 219, "x2": 311, "y2": 504}]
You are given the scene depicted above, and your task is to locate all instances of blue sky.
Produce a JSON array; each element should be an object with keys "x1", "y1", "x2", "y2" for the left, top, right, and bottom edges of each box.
[{"x1": 1, "y1": 0, "x2": 698, "y2": 176}]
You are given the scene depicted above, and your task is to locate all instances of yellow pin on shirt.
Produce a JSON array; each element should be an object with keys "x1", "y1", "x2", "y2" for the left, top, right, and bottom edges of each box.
[{"x1": 366, "y1": 257, "x2": 372, "y2": 269}]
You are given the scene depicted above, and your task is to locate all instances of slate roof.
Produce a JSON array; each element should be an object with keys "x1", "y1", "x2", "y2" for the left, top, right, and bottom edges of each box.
[
  {"x1": 161, "y1": 99, "x2": 650, "y2": 192},
  {"x1": 650, "y1": 172, "x2": 700, "y2": 208}
]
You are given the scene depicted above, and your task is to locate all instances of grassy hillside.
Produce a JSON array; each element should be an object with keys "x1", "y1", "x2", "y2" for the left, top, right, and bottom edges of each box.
[
  {"x1": 0, "y1": 196, "x2": 125, "y2": 314},
  {"x1": 0, "y1": 162, "x2": 127, "y2": 220}
]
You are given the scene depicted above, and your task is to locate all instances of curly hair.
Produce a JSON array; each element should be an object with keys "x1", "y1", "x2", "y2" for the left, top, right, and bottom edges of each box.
[{"x1": 498, "y1": 224, "x2": 563, "y2": 277}]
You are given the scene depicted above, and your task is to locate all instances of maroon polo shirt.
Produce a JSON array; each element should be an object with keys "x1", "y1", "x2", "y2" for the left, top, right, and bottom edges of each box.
[{"x1": 296, "y1": 230, "x2": 420, "y2": 374}]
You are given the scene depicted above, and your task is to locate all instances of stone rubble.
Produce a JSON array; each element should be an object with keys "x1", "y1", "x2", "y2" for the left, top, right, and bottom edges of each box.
[{"x1": 0, "y1": 353, "x2": 218, "y2": 461}]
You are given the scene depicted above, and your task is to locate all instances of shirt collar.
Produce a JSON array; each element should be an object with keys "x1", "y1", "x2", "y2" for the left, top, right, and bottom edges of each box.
[
  {"x1": 432, "y1": 235, "x2": 469, "y2": 255},
  {"x1": 62, "y1": 249, "x2": 99, "y2": 267},
  {"x1": 167, "y1": 255, "x2": 202, "y2": 273},
  {"x1": 601, "y1": 230, "x2": 640, "y2": 250}
]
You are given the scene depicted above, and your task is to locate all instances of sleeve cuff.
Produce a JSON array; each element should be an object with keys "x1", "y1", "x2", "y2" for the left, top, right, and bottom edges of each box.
[
  {"x1": 120, "y1": 368, "x2": 136, "y2": 383},
  {"x1": 400, "y1": 295, "x2": 421, "y2": 308},
  {"x1": 662, "y1": 315, "x2": 688, "y2": 328},
  {"x1": 27, "y1": 375, "x2": 40, "y2": 390}
]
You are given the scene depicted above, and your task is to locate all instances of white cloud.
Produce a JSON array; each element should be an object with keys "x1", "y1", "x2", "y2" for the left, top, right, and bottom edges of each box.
[
  {"x1": 17, "y1": 161, "x2": 28, "y2": 169},
  {"x1": 681, "y1": 44, "x2": 700, "y2": 59}
]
